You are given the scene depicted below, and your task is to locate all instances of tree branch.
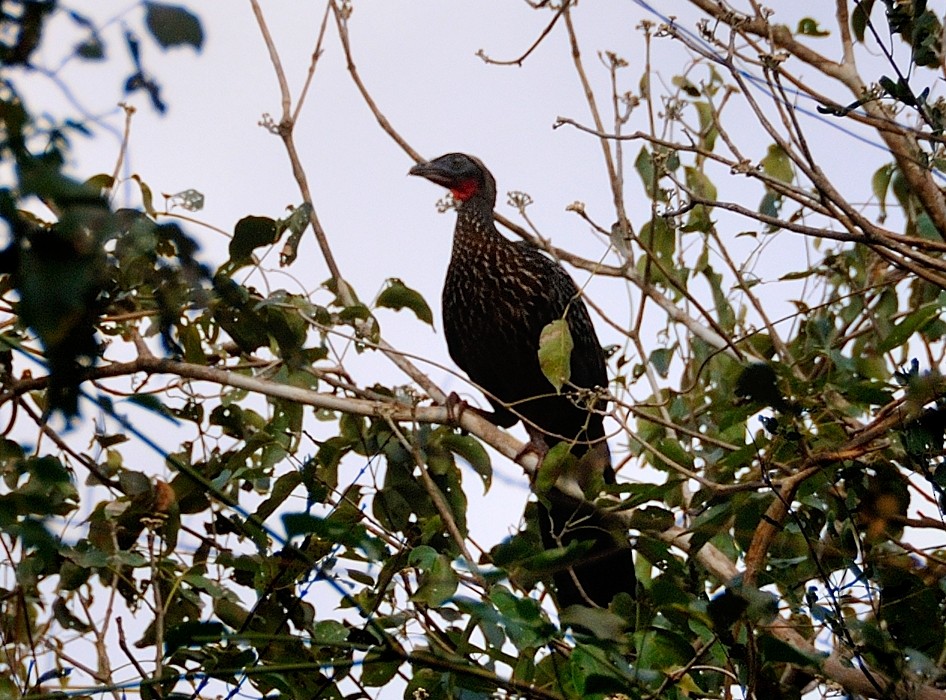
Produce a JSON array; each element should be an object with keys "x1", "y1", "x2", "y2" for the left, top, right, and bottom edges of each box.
[
  {"x1": 661, "y1": 525, "x2": 946, "y2": 700},
  {"x1": 685, "y1": 0, "x2": 946, "y2": 241}
]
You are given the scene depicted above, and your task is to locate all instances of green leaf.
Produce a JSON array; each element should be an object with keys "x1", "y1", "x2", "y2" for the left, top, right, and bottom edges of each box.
[
  {"x1": 910, "y1": 9, "x2": 943, "y2": 68},
  {"x1": 759, "y1": 190, "x2": 781, "y2": 220},
  {"x1": 255, "y1": 471, "x2": 302, "y2": 523},
  {"x1": 648, "y1": 347, "x2": 673, "y2": 378},
  {"x1": 569, "y1": 645, "x2": 637, "y2": 695},
  {"x1": 282, "y1": 512, "x2": 387, "y2": 561},
  {"x1": 361, "y1": 649, "x2": 402, "y2": 687},
  {"x1": 559, "y1": 606, "x2": 628, "y2": 642},
  {"x1": 538, "y1": 318, "x2": 573, "y2": 392},
  {"x1": 409, "y1": 548, "x2": 458, "y2": 606},
  {"x1": 915, "y1": 212, "x2": 941, "y2": 241},
  {"x1": 282, "y1": 512, "x2": 323, "y2": 540},
  {"x1": 312, "y1": 620, "x2": 349, "y2": 644},
  {"x1": 535, "y1": 442, "x2": 576, "y2": 495},
  {"x1": 144, "y1": 2, "x2": 204, "y2": 50},
  {"x1": 84, "y1": 173, "x2": 114, "y2": 192},
  {"x1": 439, "y1": 433, "x2": 491, "y2": 492},
  {"x1": 852, "y1": 0, "x2": 875, "y2": 42},
  {"x1": 693, "y1": 101, "x2": 718, "y2": 152},
  {"x1": 230, "y1": 216, "x2": 277, "y2": 262},
  {"x1": 877, "y1": 565, "x2": 945, "y2": 653},
  {"x1": 757, "y1": 634, "x2": 823, "y2": 668},
  {"x1": 635, "y1": 628, "x2": 695, "y2": 671},
  {"x1": 375, "y1": 278, "x2": 433, "y2": 325},
  {"x1": 488, "y1": 586, "x2": 556, "y2": 650},
  {"x1": 165, "y1": 621, "x2": 224, "y2": 654},
  {"x1": 118, "y1": 470, "x2": 151, "y2": 496},
  {"x1": 112, "y1": 551, "x2": 148, "y2": 567},
  {"x1": 796, "y1": 18, "x2": 830, "y2": 37},
  {"x1": 685, "y1": 165, "x2": 717, "y2": 200},
  {"x1": 671, "y1": 75, "x2": 700, "y2": 97},
  {"x1": 127, "y1": 394, "x2": 179, "y2": 423},
  {"x1": 877, "y1": 303, "x2": 941, "y2": 353},
  {"x1": 681, "y1": 167, "x2": 717, "y2": 233},
  {"x1": 687, "y1": 501, "x2": 732, "y2": 553},
  {"x1": 635, "y1": 146, "x2": 667, "y2": 201},
  {"x1": 779, "y1": 268, "x2": 819, "y2": 281},
  {"x1": 872, "y1": 163, "x2": 894, "y2": 223},
  {"x1": 131, "y1": 174, "x2": 156, "y2": 216},
  {"x1": 277, "y1": 202, "x2": 312, "y2": 266},
  {"x1": 337, "y1": 303, "x2": 372, "y2": 323},
  {"x1": 75, "y1": 36, "x2": 105, "y2": 60},
  {"x1": 408, "y1": 544, "x2": 438, "y2": 569},
  {"x1": 52, "y1": 597, "x2": 92, "y2": 632}
]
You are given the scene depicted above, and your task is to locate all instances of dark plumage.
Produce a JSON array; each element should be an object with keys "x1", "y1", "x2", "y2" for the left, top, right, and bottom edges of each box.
[{"x1": 410, "y1": 153, "x2": 636, "y2": 608}]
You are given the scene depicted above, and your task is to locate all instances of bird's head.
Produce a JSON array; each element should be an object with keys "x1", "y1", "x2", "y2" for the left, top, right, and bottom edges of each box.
[{"x1": 409, "y1": 153, "x2": 496, "y2": 206}]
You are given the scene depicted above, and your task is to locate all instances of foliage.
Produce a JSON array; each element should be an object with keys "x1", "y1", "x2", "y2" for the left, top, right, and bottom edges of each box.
[{"x1": 3, "y1": 2, "x2": 946, "y2": 699}]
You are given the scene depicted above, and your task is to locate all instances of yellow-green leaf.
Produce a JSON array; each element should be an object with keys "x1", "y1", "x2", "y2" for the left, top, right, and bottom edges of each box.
[
  {"x1": 535, "y1": 442, "x2": 575, "y2": 495},
  {"x1": 538, "y1": 319, "x2": 573, "y2": 393},
  {"x1": 761, "y1": 144, "x2": 793, "y2": 184},
  {"x1": 131, "y1": 174, "x2": 156, "y2": 216}
]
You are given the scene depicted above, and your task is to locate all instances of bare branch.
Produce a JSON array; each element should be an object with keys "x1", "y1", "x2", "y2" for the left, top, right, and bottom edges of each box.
[
  {"x1": 687, "y1": 0, "x2": 946, "y2": 240},
  {"x1": 475, "y1": 2, "x2": 567, "y2": 67}
]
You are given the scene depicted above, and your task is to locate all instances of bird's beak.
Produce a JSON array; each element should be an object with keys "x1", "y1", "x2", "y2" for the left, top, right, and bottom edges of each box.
[{"x1": 409, "y1": 161, "x2": 452, "y2": 187}]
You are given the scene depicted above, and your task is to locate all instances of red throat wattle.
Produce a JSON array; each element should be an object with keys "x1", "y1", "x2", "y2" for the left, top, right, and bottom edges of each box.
[{"x1": 450, "y1": 179, "x2": 479, "y2": 202}]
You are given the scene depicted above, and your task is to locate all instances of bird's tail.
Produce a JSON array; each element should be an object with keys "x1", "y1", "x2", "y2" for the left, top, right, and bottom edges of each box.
[{"x1": 537, "y1": 443, "x2": 637, "y2": 609}]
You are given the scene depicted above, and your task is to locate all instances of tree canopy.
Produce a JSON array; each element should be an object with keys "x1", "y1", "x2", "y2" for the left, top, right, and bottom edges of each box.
[{"x1": 3, "y1": 1, "x2": 946, "y2": 699}]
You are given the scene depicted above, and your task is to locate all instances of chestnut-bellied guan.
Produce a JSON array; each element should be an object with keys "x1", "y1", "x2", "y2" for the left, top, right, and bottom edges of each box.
[{"x1": 409, "y1": 153, "x2": 636, "y2": 608}]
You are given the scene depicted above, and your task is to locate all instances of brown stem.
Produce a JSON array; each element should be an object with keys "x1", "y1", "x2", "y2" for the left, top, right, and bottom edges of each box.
[
  {"x1": 563, "y1": 7, "x2": 632, "y2": 239},
  {"x1": 250, "y1": 0, "x2": 343, "y2": 283},
  {"x1": 475, "y1": 2, "x2": 567, "y2": 67}
]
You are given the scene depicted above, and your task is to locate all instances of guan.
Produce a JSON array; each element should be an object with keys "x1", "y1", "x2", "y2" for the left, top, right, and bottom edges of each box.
[{"x1": 409, "y1": 153, "x2": 636, "y2": 608}]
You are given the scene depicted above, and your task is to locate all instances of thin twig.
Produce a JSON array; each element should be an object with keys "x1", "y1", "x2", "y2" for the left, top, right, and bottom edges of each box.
[
  {"x1": 106, "y1": 103, "x2": 135, "y2": 203},
  {"x1": 250, "y1": 0, "x2": 343, "y2": 283},
  {"x1": 475, "y1": 2, "x2": 567, "y2": 67},
  {"x1": 563, "y1": 7, "x2": 632, "y2": 238}
]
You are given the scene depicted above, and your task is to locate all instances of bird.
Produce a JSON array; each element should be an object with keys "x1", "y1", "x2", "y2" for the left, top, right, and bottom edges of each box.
[{"x1": 409, "y1": 152, "x2": 636, "y2": 609}]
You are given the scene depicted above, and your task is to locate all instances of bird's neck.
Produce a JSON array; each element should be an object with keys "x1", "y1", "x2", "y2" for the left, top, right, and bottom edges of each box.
[{"x1": 452, "y1": 198, "x2": 506, "y2": 254}]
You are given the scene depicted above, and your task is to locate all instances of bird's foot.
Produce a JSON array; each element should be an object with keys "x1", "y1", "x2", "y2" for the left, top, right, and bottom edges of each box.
[
  {"x1": 518, "y1": 431, "x2": 550, "y2": 479},
  {"x1": 445, "y1": 392, "x2": 512, "y2": 428},
  {"x1": 444, "y1": 392, "x2": 469, "y2": 427},
  {"x1": 517, "y1": 436, "x2": 549, "y2": 463}
]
